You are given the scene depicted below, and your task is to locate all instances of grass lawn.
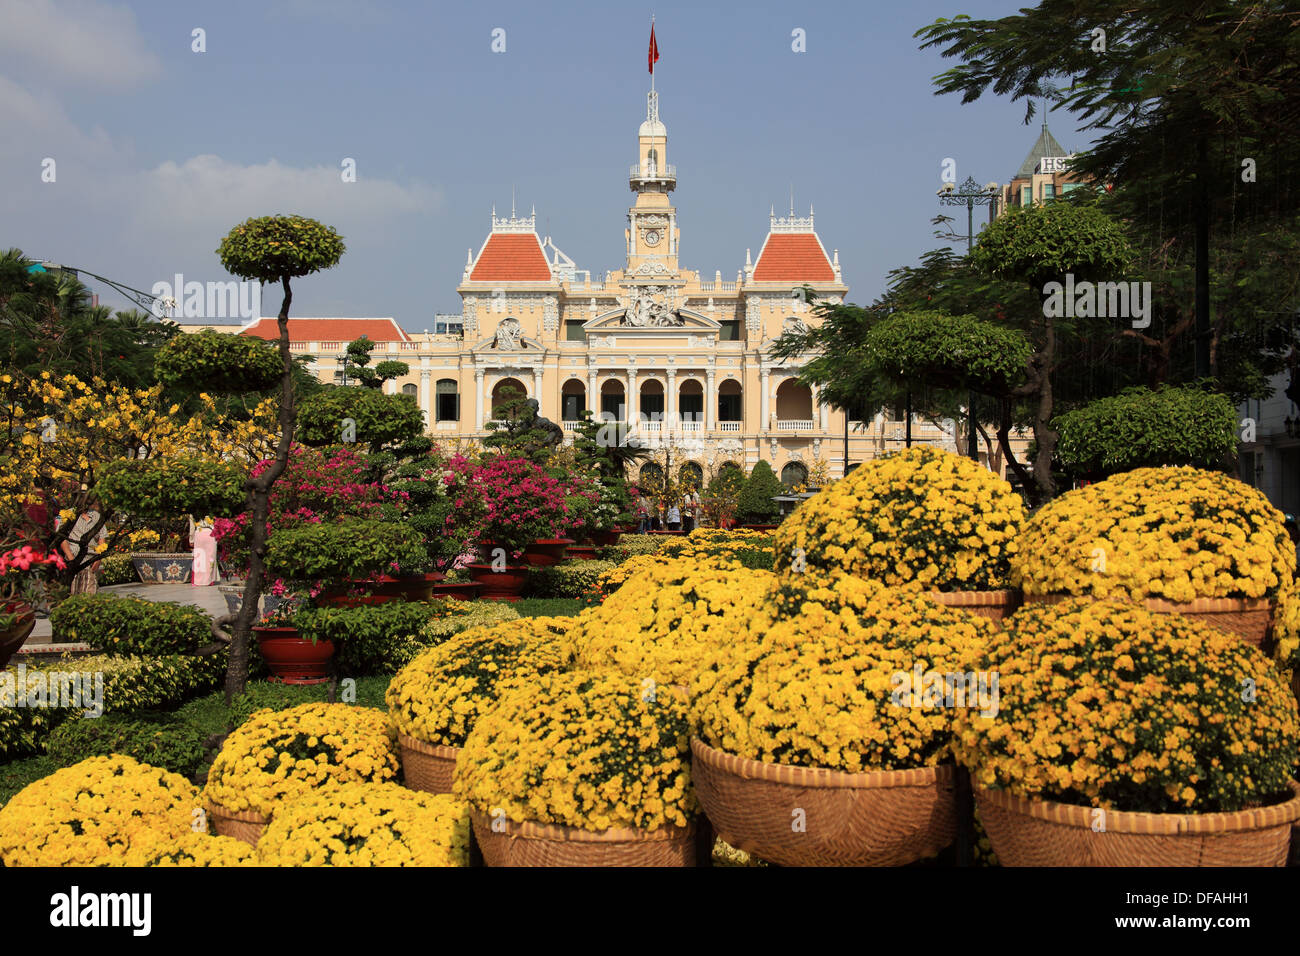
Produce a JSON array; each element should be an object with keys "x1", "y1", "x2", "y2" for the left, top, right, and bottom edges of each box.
[{"x1": 511, "y1": 597, "x2": 584, "y2": 618}]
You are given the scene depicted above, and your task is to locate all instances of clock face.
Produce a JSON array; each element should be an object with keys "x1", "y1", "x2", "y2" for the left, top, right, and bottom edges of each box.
[{"x1": 643, "y1": 228, "x2": 662, "y2": 247}]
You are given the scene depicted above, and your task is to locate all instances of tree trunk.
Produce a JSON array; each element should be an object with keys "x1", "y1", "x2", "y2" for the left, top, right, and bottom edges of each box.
[
  {"x1": 224, "y1": 276, "x2": 295, "y2": 704},
  {"x1": 1031, "y1": 311, "x2": 1058, "y2": 502},
  {"x1": 996, "y1": 397, "x2": 1037, "y2": 508}
]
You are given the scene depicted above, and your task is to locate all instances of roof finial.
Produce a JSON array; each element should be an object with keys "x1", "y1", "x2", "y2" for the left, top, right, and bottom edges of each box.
[
  {"x1": 789, "y1": 184, "x2": 794, "y2": 217},
  {"x1": 511, "y1": 184, "x2": 516, "y2": 218}
]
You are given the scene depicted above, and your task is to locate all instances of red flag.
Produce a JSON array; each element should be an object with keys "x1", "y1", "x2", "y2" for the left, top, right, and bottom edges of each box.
[{"x1": 648, "y1": 23, "x2": 660, "y2": 74}]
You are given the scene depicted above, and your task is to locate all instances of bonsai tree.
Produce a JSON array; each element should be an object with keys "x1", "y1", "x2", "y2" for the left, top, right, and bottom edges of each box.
[
  {"x1": 214, "y1": 214, "x2": 345, "y2": 701},
  {"x1": 1053, "y1": 385, "x2": 1238, "y2": 479},
  {"x1": 338, "y1": 335, "x2": 408, "y2": 388},
  {"x1": 482, "y1": 384, "x2": 563, "y2": 463},
  {"x1": 737, "y1": 461, "x2": 785, "y2": 525},
  {"x1": 296, "y1": 386, "x2": 423, "y2": 452}
]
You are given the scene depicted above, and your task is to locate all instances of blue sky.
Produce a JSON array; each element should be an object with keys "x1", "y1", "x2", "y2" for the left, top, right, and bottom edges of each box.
[{"x1": 0, "y1": 0, "x2": 1093, "y2": 330}]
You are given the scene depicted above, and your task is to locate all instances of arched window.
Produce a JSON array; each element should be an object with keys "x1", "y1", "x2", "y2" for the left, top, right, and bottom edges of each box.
[
  {"x1": 678, "y1": 379, "x2": 703, "y2": 422},
  {"x1": 639, "y1": 379, "x2": 664, "y2": 421},
  {"x1": 717, "y1": 379, "x2": 743, "y2": 422},
  {"x1": 491, "y1": 377, "x2": 527, "y2": 417},
  {"x1": 781, "y1": 462, "x2": 808, "y2": 489},
  {"x1": 435, "y1": 379, "x2": 459, "y2": 421},
  {"x1": 678, "y1": 462, "x2": 704, "y2": 491},
  {"x1": 401, "y1": 383, "x2": 417, "y2": 398},
  {"x1": 775, "y1": 379, "x2": 813, "y2": 421},
  {"x1": 600, "y1": 380, "x2": 626, "y2": 421},
  {"x1": 561, "y1": 380, "x2": 586, "y2": 421}
]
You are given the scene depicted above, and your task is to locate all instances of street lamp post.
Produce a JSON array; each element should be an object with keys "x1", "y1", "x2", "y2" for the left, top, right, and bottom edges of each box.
[{"x1": 937, "y1": 177, "x2": 1000, "y2": 463}]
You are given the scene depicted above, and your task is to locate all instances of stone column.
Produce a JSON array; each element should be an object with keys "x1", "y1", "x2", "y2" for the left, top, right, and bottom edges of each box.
[
  {"x1": 666, "y1": 369, "x2": 677, "y2": 430},
  {"x1": 817, "y1": 385, "x2": 829, "y2": 431},
  {"x1": 588, "y1": 369, "x2": 598, "y2": 418},
  {"x1": 760, "y1": 368, "x2": 771, "y2": 431},
  {"x1": 628, "y1": 367, "x2": 638, "y2": 422},
  {"x1": 419, "y1": 365, "x2": 431, "y2": 428},
  {"x1": 532, "y1": 365, "x2": 544, "y2": 413},
  {"x1": 475, "y1": 369, "x2": 485, "y2": 430},
  {"x1": 705, "y1": 370, "x2": 716, "y2": 431}
]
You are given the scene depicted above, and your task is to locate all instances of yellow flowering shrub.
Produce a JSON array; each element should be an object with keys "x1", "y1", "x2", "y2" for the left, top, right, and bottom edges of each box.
[
  {"x1": 257, "y1": 782, "x2": 470, "y2": 867},
  {"x1": 0, "y1": 755, "x2": 198, "y2": 867},
  {"x1": 774, "y1": 446, "x2": 1025, "y2": 590},
  {"x1": 416, "y1": 599, "x2": 520, "y2": 642},
  {"x1": 588, "y1": 552, "x2": 670, "y2": 602},
  {"x1": 567, "y1": 556, "x2": 775, "y2": 685},
  {"x1": 693, "y1": 570, "x2": 993, "y2": 772},
  {"x1": 1273, "y1": 581, "x2": 1300, "y2": 670},
  {"x1": 124, "y1": 831, "x2": 259, "y2": 867},
  {"x1": 387, "y1": 616, "x2": 575, "y2": 747},
  {"x1": 1011, "y1": 467, "x2": 1295, "y2": 602},
  {"x1": 455, "y1": 670, "x2": 695, "y2": 831},
  {"x1": 203, "y1": 702, "x2": 399, "y2": 817},
  {"x1": 953, "y1": 598, "x2": 1300, "y2": 814}
]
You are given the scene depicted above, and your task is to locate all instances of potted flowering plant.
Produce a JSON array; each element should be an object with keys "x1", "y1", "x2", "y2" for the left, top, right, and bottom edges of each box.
[
  {"x1": 263, "y1": 517, "x2": 428, "y2": 606},
  {"x1": 775, "y1": 446, "x2": 1027, "y2": 621},
  {"x1": 955, "y1": 598, "x2": 1300, "y2": 866},
  {"x1": 467, "y1": 457, "x2": 569, "y2": 598},
  {"x1": 454, "y1": 670, "x2": 699, "y2": 866},
  {"x1": 0, "y1": 545, "x2": 66, "y2": 669},
  {"x1": 387, "y1": 617, "x2": 575, "y2": 793},
  {"x1": 1012, "y1": 466, "x2": 1296, "y2": 645},
  {"x1": 248, "y1": 588, "x2": 335, "y2": 684},
  {"x1": 691, "y1": 569, "x2": 994, "y2": 866}
]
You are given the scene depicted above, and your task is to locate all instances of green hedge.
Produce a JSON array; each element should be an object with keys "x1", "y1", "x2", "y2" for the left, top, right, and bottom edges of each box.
[
  {"x1": 50, "y1": 595, "x2": 213, "y2": 656},
  {"x1": 96, "y1": 457, "x2": 247, "y2": 522},
  {"x1": 264, "y1": 518, "x2": 427, "y2": 581},
  {"x1": 0, "y1": 653, "x2": 225, "y2": 759},
  {"x1": 525, "y1": 560, "x2": 619, "y2": 599},
  {"x1": 292, "y1": 601, "x2": 444, "y2": 675},
  {"x1": 96, "y1": 554, "x2": 138, "y2": 586},
  {"x1": 45, "y1": 712, "x2": 210, "y2": 778},
  {"x1": 1054, "y1": 385, "x2": 1238, "y2": 476}
]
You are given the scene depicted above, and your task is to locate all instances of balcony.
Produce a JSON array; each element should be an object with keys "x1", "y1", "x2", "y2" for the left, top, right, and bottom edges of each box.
[
  {"x1": 629, "y1": 162, "x2": 676, "y2": 187},
  {"x1": 775, "y1": 419, "x2": 815, "y2": 432},
  {"x1": 717, "y1": 421, "x2": 741, "y2": 432}
]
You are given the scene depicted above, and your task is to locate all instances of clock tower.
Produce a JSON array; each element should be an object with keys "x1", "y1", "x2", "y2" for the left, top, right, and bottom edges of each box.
[{"x1": 625, "y1": 89, "x2": 680, "y2": 286}]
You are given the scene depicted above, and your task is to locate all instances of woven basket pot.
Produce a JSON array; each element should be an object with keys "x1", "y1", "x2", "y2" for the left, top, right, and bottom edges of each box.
[
  {"x1": 1023, "y1": 593, "x2": 1273, "y2": 647},
  {"x1": 690, "y1": 738, "x2": 956, "y2": 867},
  {"x1": 398, "y1": 734, "x2": 459, "y2": 795},
  {"x1": 469, "y1": 810, "x2": 696, "y2": 867},
  {"x1": 924, "y1": 589, "x2": 1022, "y2": 624},
  {"x1": 207, "y1": 801, "x2": 270, "y2": 847},
  {"x1": 975, "y1": 780, "x2": 1300, "y2": 867}
]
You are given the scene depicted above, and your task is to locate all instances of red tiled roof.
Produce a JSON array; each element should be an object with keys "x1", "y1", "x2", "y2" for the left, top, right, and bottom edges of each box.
[
  {"x1": 751, "y1": 233, "x2": 835, "y2": 282},
  {"x1": 240, "y1": 318, "x2": 411, "y2": 342},
  {"x1": 470, "y1": 233, "x2": 553, "y2": 282}
]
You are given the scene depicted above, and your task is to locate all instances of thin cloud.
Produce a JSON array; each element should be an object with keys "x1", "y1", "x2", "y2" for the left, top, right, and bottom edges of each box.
[{"x1": 0, "y1": 0, "x2": 162, "y2": 91}]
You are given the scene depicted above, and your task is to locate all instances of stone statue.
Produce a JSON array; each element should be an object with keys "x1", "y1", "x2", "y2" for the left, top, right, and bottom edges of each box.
[
  {"x1": 526, "y1": 398, "x2": 564, "y2": 449},
  {"x1": 495, "y1": 317, "x2": 522, "y2": 349}
]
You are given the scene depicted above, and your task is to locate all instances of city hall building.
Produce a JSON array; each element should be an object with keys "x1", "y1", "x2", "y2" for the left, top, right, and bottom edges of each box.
[{"x1": 185, "y1": 87, "x2": 1001, "y2": 484}]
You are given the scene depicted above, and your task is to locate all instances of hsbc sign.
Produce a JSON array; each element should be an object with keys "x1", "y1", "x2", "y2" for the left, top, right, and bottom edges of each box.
[{"x1": 1036, "y1": 155, "x2": 1074, "y2": 174}]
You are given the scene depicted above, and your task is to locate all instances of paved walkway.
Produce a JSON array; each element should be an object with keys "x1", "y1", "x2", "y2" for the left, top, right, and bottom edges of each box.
[{"x1": 26, "y1": 583, "x2": 228, "y2": 647}]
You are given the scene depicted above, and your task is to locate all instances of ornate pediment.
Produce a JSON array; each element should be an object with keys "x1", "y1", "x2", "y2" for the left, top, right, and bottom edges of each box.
[
  {"x1": 584, "y1": 308, "x2": 720, "y2": 333},
  {"x1": 471, "y1": 317, "x2": 545, "y2": 353}
]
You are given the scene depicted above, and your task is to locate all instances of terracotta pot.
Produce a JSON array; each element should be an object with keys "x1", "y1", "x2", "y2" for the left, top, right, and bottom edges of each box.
[
  {"x1": 466, "y1": 563, "x2": 530, "y2": 602},
  {"x1": 428, "y1": 581, "x2": 483, "y2": 601},
  {"x1": 369, "y1": 574, "x2": 440, "y2": 601},
  {"x1": 590, "y1": 529, "x2": 623, "y2": 547},
  {"x1": 564, "y1": 545, "x2": 599, "y2": 560},
  {"x1": 0, "y1": 602, "x2": 36, "y2": 671},
  {"x1": 521, "y1": 539, "x2": 574, "y2": 567},
  {"x1": 253, "y1": 626, "x2": 335, "y2": 684}
]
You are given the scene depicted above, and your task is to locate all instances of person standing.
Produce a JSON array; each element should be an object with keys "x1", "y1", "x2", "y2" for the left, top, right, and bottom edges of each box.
[
  {"x1": 666, "y1": 501, "x2": 681, "y2": 531},
  {"x1": 57, "y1": 508, "x2": 104, "y2": 595},
  {"x1": 637, "y1": 495, "x2": 651, "y2": 534},
  {"x1": 189, "y1": 515, "x2": 219, "y2": 586}
]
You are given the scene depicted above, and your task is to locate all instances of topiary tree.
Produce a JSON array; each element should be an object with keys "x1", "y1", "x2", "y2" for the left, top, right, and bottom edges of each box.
[
  {"x1": 970, "y1": 202, "x2": 1132, "y2": 500},
  {"x1": 737, "y1": 461, "x2": 785, "y2": 524},
  {"x1": 339, "y1": 335, "x2": 409, "y2": 389},
  {"x1": 215, "y1": 214, "x2": 345, "y2": 701},
  {"x1": 296, "y1": 386, "x2": 423, "y2": 451},
  {"x1": 1054, "y1": 385, "x2": 1238, "y2": 478}
]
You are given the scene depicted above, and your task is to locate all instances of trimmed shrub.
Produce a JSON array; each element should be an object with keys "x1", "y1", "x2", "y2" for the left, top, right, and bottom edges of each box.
[
  {"x1": 418, "y1": 601, "x2": 520, "y2": 642},
  {"x1": 46, "y1": 713, "x2": 210, "y2": 778},
  {"x1": 1054, "y1": 385, "x2": 1238, "y2": 476},
  {"x1": 264, "y1": 518, "x2": 427, "y2": 581},
  {"x1": 737, "y1": 461, "x2": 784, "y2": 524},
  {"x1": 96, "y1": 457, "x2": 247, "y2": 523},
  {"x1": 50, "y1": 595, "x2": 213, "y2": 656},
  {"x1": 524, "y1": 560, "x2": 619, "y2": 599},
  {"x1": 292, "y1": 601, "x2": 445, "y2": 675},
  {"x1": 0, "y1": 654, "x2": 225, "y2": 759}
]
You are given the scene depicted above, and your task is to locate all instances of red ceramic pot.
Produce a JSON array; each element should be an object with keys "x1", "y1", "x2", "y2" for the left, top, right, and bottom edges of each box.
[
  {"x1": 521, "y1": 538, "x2": 574, "y2": 567},
  {"x1": 565, "y1": 545, "x2": 599, "y2": 560},
  {"x1": 0, "y1": 601, "x2": 36, "y2": 671},
  {"x1": 590, "y1": 529, "x2": 623, "y2": 547},
  {"x1": 428, "y1": 581, "x2": 483, "y2": 601},
  {"x1": 254, "y1": 627, "x2": 335, "y2": 685},
  {"x1": 466, "y1": 563, "x2": 529, "y2": 602},
  {"x1": 370, "y1": 574, "x2": 442, "y2": 602}
]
